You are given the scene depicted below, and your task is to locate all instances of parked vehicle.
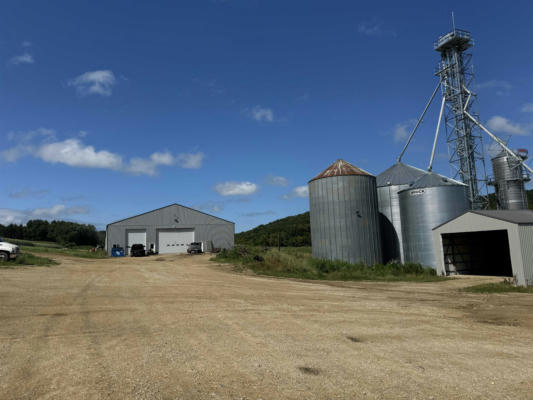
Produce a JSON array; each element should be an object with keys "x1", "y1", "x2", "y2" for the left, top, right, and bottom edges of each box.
[
  {"x1": 0, "y1": 238, "x2": 19, "y2": 261},
  {"x1": 187, "y1": 242, "x2": 203, "y2": 254},
  {"x1": 130, "y1": 243, "x2": 146, "y2": 257}
]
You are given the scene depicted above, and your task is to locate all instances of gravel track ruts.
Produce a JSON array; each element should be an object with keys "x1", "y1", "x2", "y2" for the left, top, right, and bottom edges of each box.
[{"x1": 0, "y1": 253, "x2": 532, "y2": 400}]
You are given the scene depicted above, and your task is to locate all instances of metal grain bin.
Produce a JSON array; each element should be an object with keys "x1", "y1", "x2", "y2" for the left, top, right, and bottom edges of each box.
[
  {"x1": 490, "y1": 149, "x2": 530, "y2": 210},
  {"x1": 308, "y1": 159, "x2": 382, "y2": 265},
  {"x1": 377, "y1": 162, "x2": 427, "y2": 263},
  {"x1": 399, "y1": 172, "x2": 469, "y2": 268}
]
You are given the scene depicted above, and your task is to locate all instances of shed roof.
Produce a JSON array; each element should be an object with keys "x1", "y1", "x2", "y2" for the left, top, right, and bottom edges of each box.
[
  {"x1": 376, "y1": 162, "x2": 427, "y2": 187},
  {"x1": 402, "y1": 171, "x2": 466, "y2": 191},
  {"x1": 471, "y1": 210, "x2": 533, "y2": 224},
  {"x1": 433, "y1": 209, "x2": 533, "y2": 230},
  {"x1": 309, "y1": 159, "x2": 372, "y2": 183},
  {"x1": 107, "y1": 203, "x2": 234, "y2": 227}
]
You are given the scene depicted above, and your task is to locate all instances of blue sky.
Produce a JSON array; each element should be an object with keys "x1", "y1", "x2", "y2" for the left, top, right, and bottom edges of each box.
[{"x1": 2, "y1": 0, "x2": 533, "y2": 232}]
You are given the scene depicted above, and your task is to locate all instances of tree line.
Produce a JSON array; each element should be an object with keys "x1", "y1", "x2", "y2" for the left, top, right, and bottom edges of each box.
[
  {"x1": 236, "y1": 212, "x2": 311, "y2": 247},
  {"x1": 0, "y1": 220, "x2": 101, "y2": 246}
]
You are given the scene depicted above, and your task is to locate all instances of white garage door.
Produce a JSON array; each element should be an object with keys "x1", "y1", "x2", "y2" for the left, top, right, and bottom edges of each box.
[
  {"x1": 127, "y1": 229, "x2": 146, "y2": 255},
  {"x1": 158, "y1": 229, "x2": 195, "y2": 254}
]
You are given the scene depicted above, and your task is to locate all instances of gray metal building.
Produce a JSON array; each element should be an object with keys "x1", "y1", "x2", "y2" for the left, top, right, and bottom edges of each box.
[
  {"x1": 308, "y1": 159, "x2": 382, "y2": 265},
  {"x1": 432, "y1": 210, "x2": 533, "y2": 286},
  {"x1": 105, "y1": 204, "x2": 234, "y2": 256}
]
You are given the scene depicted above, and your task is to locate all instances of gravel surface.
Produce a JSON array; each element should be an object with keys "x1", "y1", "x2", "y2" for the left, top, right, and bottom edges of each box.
[{"x1": 0, "y1": 253, "x2": 532, "y2": 399}]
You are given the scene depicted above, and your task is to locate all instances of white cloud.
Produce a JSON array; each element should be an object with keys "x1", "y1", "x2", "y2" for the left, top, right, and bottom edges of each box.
[
  {"x1": 521, "y1": 103, "x2": 533, "y2": 113},
  {"x1": 0, "y1": 209, "x2": 27, "y2": 225},
  {"x1": 2, "y1": 130, "x2": 205, "y2": 176},
  {"x1": 215, "y1": 181, "x2": 258, "y2": 196},
  {"x1": 476, "y1": 80, "x2": 512, "y2": 96},
  {"x1": 32, "y1": 204, "x2": 89, "y2": 217},
  {"x1": 0, "y1": 204, "x2": 89, "y2": 225},
  {"x1": 267, "y1": 175, "x2": 288, "y2": 187},
  {"x1": 486, "y1": 142, "x2": 505, "y2": 158},
  {"x1": 177, "y1": 152, "x2": 204, "y2": 169},
  {"x1": 241, "y1": 210, "x2": 276, "y2": 217},
  {"x1": 486, "y1": 115, "x2": 529, "y2": 136},
  {"x1": 68, "y1": 70, "x2": 116, "y2": 96},
  {"x1": 195, "y1": 202, "x2": 224, "y2": 213},
  {"x1": 393, "y1": 119, "x2": 416, "y2": 142},
  {"x1": 36, "y1": 139, "x2": 124, "y2": 169},
  {"x1": 283, "y1": 185, "x2": 309, "y2": 199},
  {"x1": 250, "y1": 106, "x2": 274, "y2": 122},
  {"x1": 22, "y1": 41, "x2": 32, "y2": 47},
  {"x1": 9, "y1": 52, "x2": 34, "y2": 65},
  {"x1": 150, "y1": 151, "x2": 174, "y2": 166},
  {"x1": 8, "y1": 188, "x2": 49, "y2": 199},
  {"x1": 32, "y1": 204, "x2": 66, "y2": 217},
  {"x1": 358, "y1": 19, "x2": 395, "y2": 37}
]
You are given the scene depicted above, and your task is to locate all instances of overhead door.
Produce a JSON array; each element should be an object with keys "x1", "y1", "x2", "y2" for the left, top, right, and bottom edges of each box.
[
  {"x1": 158, "y1": 229, "x2": 195, "y2": 254},
  {"x1": 127, "y1": 229, "x2": 146, "y2": 255}
]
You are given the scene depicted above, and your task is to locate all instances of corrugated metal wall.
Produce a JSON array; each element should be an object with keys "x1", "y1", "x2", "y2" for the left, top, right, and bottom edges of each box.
[
  {"x1": 309, "y1": 175, "x2": 382, "y2": 265},
  {"x1": 377, "y1": 184, "x2": 409, "y2": 263},
  {"x1": 518, "y1": 225, "x2": 533, "y2": 286},
  {"x1": 400, "y1": 186, "x2": 469, "y2": 268},
  {"x1": 106, "y1": 204, "x2": 234, "y2": 255}
]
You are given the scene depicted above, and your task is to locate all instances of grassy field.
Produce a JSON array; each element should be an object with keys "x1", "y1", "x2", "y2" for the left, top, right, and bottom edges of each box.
[
  {"x1": 0, "y1": 253, "x2": 58, "y2": 268},
  {"x1": 20, "y1": 245, "x2": 107, "y2": 259},
  {"x1": 463, "y1": 282, "x2": 533, "y2": 294},
  {"x1": 4, "y1": 238, "x2": 107, "y2": 259},
  {"x1": 213, "y1": 246, "x2": 447, "y2": 282}
]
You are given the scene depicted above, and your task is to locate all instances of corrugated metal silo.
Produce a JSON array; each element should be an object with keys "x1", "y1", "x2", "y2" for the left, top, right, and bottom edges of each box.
[
  {"x1": 376, "y1": 162, "x2": 427, "y2": 263},
  {"x1": 308, "y1": 159, "x2": 382, "y2": 265},
  {"x1": 399, "y1": 172, "x2": 469, "y2": 268},
  {"x1": 490, "y1": 149, "x2": 530, "y2": 210}
]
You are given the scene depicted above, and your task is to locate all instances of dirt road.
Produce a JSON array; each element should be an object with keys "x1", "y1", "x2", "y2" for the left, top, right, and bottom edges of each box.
[{"x1": 1, "y1": 254, "x2": 532, "y2": 399}]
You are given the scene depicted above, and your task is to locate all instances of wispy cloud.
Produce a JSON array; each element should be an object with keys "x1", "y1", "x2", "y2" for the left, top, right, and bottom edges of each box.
[
  {"x1": 476, "y1": 80, "x2": 512, "y2": 96},
  {"x1": 1, "y1": 129, "x2": 206, "y2": 176},
  {"x1": 177, "y1": 152, "x2": 204, "y2": 169},
  {"x1": 9, "y1": 52, "x2": 34, "y2": 65},
  {"x1": 521, "y1": 103, "x2": 533, "y2": 113},
  {"x1": 358, "y1": 19, "x2": 395, "y2": 37},
  {"x1": 241, "y1": 210, "x2": 276, "y2": 217},
  {"x1": 22, "y1": 41, "x2": 32, "y2": 47},
  {"x1": 194, "y1": 202, "x2": 225, "y2": 213},
  {"x1": 0, "y1": 204, "x2": 89, "y2": 225},
  {"x1": 68, "y1": 70, "x2": 116, "y2": 96},
  {"x1": 8, "y1": 188, "x2": 49, "y2": 199},
  {"x1": 393, "y1": 119, "x2": 416, "y2": 142},
  {"x1": 215, "y1": 181, "x2": 258, "y2": 196},
  {"x1": 249, "y1": 106, "x2": 274, "y2": 122},
  {"x1": 486, "y1": 115, "x2": 530, "y2": 136},
  {"x1": 266, "y1": 175, "x2": 288, "y2": 187},
  {"x1": 283, "y1": 186, "x2": 308, "y2": 199}
]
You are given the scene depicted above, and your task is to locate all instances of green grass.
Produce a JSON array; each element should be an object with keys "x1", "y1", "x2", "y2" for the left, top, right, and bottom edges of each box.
[
  {"x1": 0, "y1": 253, "x2": 58, "y2": 267},
  {"x1": 21, "y1": 245, "x2": 107, "y2": 259},
  {"x1": 213, "y1": 246, "x2": 447, "y2": 282},
  {"x1": 462, "y1": 282, "x2": 533, "y2": 294}
]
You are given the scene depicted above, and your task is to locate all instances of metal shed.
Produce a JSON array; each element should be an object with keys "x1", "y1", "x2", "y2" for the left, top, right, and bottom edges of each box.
[
  {"x1": 432, "y1": 210, "x2": 533, "y2": 286},
  {"x1": 105, "y1": 204, "x2": 234, "y2": 256}
]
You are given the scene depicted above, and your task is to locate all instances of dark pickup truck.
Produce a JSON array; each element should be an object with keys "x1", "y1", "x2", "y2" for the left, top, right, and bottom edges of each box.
[{"x1": 187, "y1": 242, "x2": 203, "y2": 254}]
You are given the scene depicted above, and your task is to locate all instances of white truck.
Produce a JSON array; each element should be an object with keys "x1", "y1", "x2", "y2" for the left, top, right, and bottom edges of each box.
[{"x1": 0, "y1": 238, "x2": 20, "y2": 261}]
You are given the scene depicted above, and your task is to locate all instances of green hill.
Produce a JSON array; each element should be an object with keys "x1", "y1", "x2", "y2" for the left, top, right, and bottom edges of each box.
[{"x1": 236, "y1": 212, "x2": 311, "y2": 247}]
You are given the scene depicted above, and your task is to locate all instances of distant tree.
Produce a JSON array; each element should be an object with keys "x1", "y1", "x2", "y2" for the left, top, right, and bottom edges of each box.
[{"x1": 236, "y1": 212, "x2": 311, "y2": 247}]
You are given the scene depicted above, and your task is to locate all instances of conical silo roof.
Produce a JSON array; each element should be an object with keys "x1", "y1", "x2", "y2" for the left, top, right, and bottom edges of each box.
[
  {"x1": 404, "y1": 171, "x2": 467, "y2": 190},
  {"x1": 309, "y1": 159, "x2": 372, "y2": 182},
  {"x1": 376, "y1": 162, "x2": 427, "y2": 187}
]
